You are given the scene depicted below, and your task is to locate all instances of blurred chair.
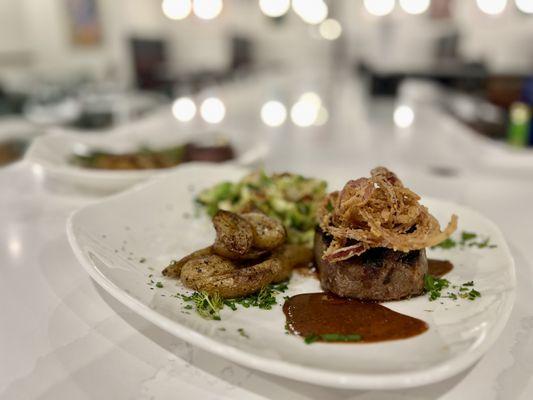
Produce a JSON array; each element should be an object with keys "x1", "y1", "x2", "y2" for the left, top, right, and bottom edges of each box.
[
  {"x1": 130, "y1": 37, "x2": 172, "y2": 95},
  {"x1": 230, "y1": 36, "x2": 254, "y2": 74}
]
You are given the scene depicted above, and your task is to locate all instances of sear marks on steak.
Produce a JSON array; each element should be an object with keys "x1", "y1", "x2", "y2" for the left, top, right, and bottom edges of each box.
[{"x1": 314, "y1": 230, "x2": 428, "y2": 301}]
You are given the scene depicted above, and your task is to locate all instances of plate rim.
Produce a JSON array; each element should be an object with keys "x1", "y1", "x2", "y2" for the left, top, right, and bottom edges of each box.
[{"x1": 66, "y1": 164, "x2": 517, "y2": 389}]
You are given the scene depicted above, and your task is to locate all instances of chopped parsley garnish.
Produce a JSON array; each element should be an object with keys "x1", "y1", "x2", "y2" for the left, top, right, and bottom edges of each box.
[
  {"x1": 225, "y1": 281, "x2": 288, "y2": 310},
  {"x1": 433, "y1": 238, "x2": 457, "y2": 250},
  {"x1": 237, "y1": 328, "x2": 249, "y2": 338},
  {"x1": 424, "y1": 274, "x2": 450, "y2": 301},
  {"x1": 474, "y1": 238, "x2": 497, "y2": 249},
  {"x1": 178, "y1": 281, "x2": 289, "y2": 320},
  {"x1": 304, "y1": 333, "x2": 362, "y2": 344},
  {"x1": 180, "y1": 292, "x2": 224, "y2": 320},
  {"x1": 432, "y1": 230, "x2": 497, "y2": 250},
  {"x1": 424, "y1": 274, "x2": 481, "y2": 302},
  {"x1": 147, "y1": 276, "x2": 164, "y2": 289},
  {"x1": 447, "y1": 292, "x2": 458, "y2": 300},
  {"x1": 463, "y1": 288, "x2": 481, "y2": 301},
  {"x1": 461, "y1": 231, "x2": 477, "y2": 243}
]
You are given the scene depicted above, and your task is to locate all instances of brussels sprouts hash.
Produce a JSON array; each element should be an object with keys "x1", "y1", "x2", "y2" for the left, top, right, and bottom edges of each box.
[{"x1": 196, "y1": 171, "x2": 327, "y2": 245}]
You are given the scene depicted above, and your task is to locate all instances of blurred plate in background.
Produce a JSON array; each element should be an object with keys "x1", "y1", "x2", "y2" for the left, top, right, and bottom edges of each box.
[{"x1": 25, "y1": 126, "x2": 267, "y2": 194}]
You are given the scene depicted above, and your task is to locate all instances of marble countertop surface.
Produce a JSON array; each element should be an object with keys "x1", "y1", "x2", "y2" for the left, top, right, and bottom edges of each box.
[{"x1": 1, "y1": 76, "x2": 533, "y2": 399}]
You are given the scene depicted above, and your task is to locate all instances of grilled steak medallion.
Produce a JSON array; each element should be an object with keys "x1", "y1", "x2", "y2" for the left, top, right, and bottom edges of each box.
[
  {"x1": 314, "y1": 167, "x2": 453, "y2": 301},
  {"x1": 315, "y1": 230, "x2": 427, "y2": 301}
]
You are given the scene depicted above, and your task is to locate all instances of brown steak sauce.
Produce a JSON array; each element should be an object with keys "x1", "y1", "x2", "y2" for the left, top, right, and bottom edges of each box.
[
  {"x1": 282, "y1": 258, "x2": 453, "y2": 343},
  {"x1": 427, "y1": 259, "x2": 453, "y2": 277},
  {"x1": 283, "y1": 293, "x2": 428, "y2": 343}
]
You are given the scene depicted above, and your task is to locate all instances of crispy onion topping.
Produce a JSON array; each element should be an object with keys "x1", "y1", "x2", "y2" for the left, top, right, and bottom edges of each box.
[{"x1": 318, "y1": 167, "x2": 457, "y2": 262}]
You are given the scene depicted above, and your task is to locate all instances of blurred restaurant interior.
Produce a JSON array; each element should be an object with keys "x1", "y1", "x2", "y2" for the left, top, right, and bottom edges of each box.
[
  {"x1": 2, "y1": 1, "x2": 533, "y2": 399},
  {"x1": 1, "y1": 0, "x2": 533, "y2": 166}
]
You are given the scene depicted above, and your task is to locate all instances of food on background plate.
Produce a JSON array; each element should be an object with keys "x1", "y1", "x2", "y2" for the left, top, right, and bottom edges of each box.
[
  {"x1": 0, "y1": 139, "x2": 29, "y2": 167},
  {"x1": 71, "y1": 141, "x2": 234, "y2": 170},
  {"x1": 196, "y1": 171, "x2": 327, "y2": 245},
  {"x1": 163, "y1": 210, "x2": 313, "y2": 298},
  {"x1": 315, "y1": 167, "x2": 457, "y2": 301}
]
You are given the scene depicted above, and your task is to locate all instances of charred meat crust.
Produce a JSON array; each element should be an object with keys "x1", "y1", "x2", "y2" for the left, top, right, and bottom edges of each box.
[{"x1": 314, "y1": 229, "x2": 428, "y2": 301}]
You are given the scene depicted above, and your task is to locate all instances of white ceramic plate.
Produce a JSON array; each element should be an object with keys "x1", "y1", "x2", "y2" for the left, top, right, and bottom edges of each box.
[
  {"x1": 25, "y1": 128, "x2": 267, "y2": 193},
  {"x1": 67, "y1": 164, "x2": 516, "y2": 389}
]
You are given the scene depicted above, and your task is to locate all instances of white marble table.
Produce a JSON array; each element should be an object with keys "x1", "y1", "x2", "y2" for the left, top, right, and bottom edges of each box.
[{"x1": 2, "y1": 76, "x2": 533, "y2": 399}]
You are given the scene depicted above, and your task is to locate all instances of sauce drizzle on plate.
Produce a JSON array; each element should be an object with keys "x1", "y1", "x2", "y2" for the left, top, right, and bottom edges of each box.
[
  {"x1": 428, "y1": 259, "x2": 453, "y2": 277},
  {"x1": 283, "y1": 293, "x2": 428, "y2": 343}
]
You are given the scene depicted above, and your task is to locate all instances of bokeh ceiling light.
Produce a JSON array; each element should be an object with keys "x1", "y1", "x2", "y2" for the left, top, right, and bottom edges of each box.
[
  {"x1": 314, "y1": 106, "x2": 329, "y2": 126},
  {"x1": 7, "y1": 234, "x2": 22, "y2": 259},
  {"x1": 200, "y1": 97, "x2": 225, "y2": 124},
  {"x1": 31, "y1": 164, "x2": 44, "y2": 181},
  {"x1": 291, "y1": 92, "x2": 322, "y2": 127},
  {"x1": 162, "y1": 0, "x2": 192, "y2": 20},
  {"x1": 261, "y1": 100, "x2": 287, "y2": 127},
  {"x1": 291, "y1": 101, "x2": 318, "y2": 127},
  {"x1": 291, "y1": 0, "x2": 310, "y2": 16},
  {"x1": 193, "y1": 0, "x2": 223, "y2": 20},
  {"x1": 299, "y1": 91, "x2": 322, "y2": 108},
  {"x1": 172, "y1": 97, "x2": 196, "y2": 122},
  {"x1": 292, "y1": 0, "x2": 328, "y2": 24},
  {"x1": 515, "y1": 0, "x2": 533, "y2": 13},
  {"x1": 393, "y1": 105, "x2": 415, "y2": 128},
  {"x1": 319, "y1": 19, "x2": 342, "y2": 40},
  {"x1": 476, "y1": 0, "x2": 507, "y2": 15},
  {"x1": 364, "y1": 0, "x2": 395, "y2": 16},
  {"x1": 259, "y1": 0, "x2": 290, "y2": 17},
  {"x1": 399, "y1": 0, "x2": 430, "y2": 15}
]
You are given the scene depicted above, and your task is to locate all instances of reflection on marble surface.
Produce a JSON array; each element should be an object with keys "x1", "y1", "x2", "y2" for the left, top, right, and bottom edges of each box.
[
  {"x1": 2, "y1": 159, "x2": 533, "y2": 400},
  {"x1": 2, "y1": 73, "x2": 533, "y2": 398}
]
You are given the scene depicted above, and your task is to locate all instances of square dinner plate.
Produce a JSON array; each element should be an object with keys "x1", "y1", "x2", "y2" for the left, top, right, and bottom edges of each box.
[{"x1": 67, "y1": 164, "x2": 516, "y2": 389}]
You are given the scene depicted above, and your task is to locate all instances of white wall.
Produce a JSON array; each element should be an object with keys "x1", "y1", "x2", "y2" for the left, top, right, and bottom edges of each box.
[
  {"x1": 341, "y1": 1, "x2": 454, "y2": 73},
  {"x1": 162, "y1": 0, "x2": 330, "y2": 74},
  {"x1": 0, "y1": 1, "x2": 28, "y2": 55},
  {"x1": 0, "y1": 1, "x2": 31, "y2": 86},
  {"x1": 21, "y1": 0, "x2": 113, "y2": 79},
  {"x1": 0, "y1": 0, "x2": 531, "y2": 90},
  {"x1": 0, "y1": 0, "x2": 331, "y2": 88},
  {"x1": 342, "y1": 0, "x2": 533, "y2": 74},
  {"x1": 0, "y1": 0, "x2": 164, "y2": 88},
  {"x1": 454, "y1": 1, "x2": 533, "y2": 73}
]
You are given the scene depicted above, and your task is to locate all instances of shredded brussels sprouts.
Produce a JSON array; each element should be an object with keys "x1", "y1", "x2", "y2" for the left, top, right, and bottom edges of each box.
[{"x1": 196, "y1": 171, "x2": 327, "y2": 245}]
